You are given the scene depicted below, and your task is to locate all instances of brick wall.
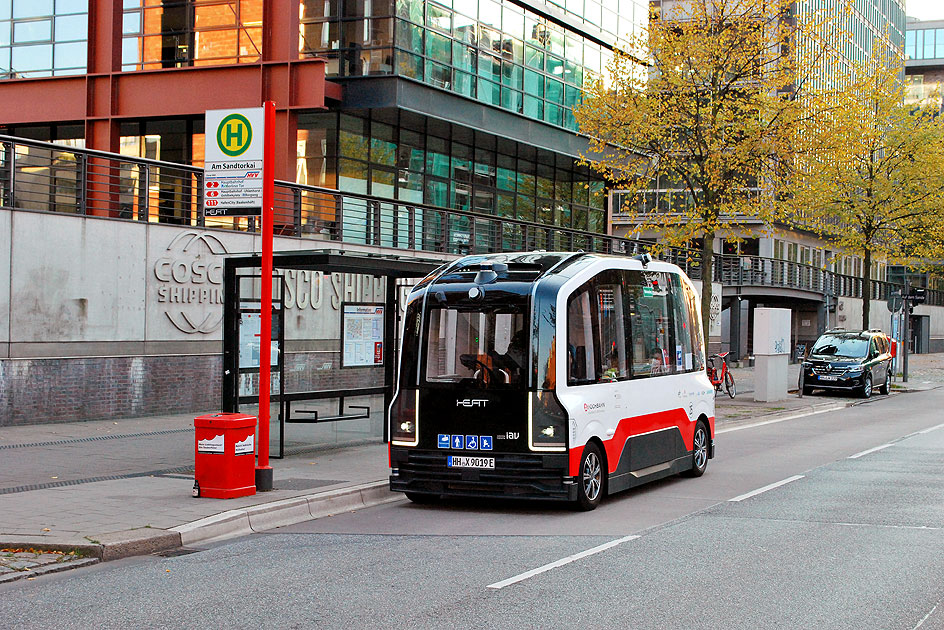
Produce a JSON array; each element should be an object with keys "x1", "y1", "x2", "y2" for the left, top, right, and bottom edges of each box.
[
  {"x1": 0, "y1": 352, "x2": 385, "y2": 427},
  {"x1": 0, "y1": 355, "x2": 222, "y2": 427}
]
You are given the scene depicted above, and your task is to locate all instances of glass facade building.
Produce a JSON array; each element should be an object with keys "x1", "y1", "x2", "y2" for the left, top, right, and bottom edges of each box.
[
  {"x1": 298, "y1": 0, "x2": 643, "y2": 131},
  {"x1": 905, "y1": 21, "x2": 944, "y2": 60},
  {"x1": 1, "y1": 0, "x2": 88, "y2": 78},
  {"x1": 1, "y1": 0, "x2": 650, "y2": 235}
]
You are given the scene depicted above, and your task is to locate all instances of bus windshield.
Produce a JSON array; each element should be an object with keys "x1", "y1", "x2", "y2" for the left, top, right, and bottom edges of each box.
[{"x1": 425, "y1": 308, "x2": 528, "y2": 388}]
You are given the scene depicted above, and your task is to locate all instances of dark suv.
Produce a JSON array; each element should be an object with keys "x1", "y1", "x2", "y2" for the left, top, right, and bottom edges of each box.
[{"x1": 800, "y1": 329, "x2": 892, "y2": 398}]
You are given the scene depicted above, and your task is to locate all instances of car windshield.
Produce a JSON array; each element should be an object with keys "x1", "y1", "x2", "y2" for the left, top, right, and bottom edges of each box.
[
  {"x1": 425, "y1": 308, "x2": 528, "y2": 389},
  {"x1": 810, "y1": 335, "x2": 869, "y2": 359}
]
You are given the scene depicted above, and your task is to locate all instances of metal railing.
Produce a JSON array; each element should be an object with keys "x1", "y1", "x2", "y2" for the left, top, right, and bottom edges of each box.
[{"x1": 2, "y1": 134, "x2": 941, "y2": 307}]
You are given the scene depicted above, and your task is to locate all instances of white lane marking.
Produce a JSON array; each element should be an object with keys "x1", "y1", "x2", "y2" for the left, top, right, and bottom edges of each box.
[
  {"x1": 918, "y1": 422, "x2": 944, "y2": 435},
  {"x1": 486, "y1": 535, "x2": 639, "y2": 590},
  {"x1": 716, "y1": 405, "x2": 847, "y2": 435},
  {"x1": 848, "y1": 443, "x2": 893, "y2": 459},
  {"x1": 729, "y1": 475, "x2": 805, "y2": 502},
  {"x1": 913, "y1": 601, "x2": 940, "y2": 630}
]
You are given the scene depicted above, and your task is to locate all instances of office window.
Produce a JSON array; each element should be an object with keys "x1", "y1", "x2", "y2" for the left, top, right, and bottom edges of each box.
[
  {"x1": 122, "y1": 0, "x2": 262, "y2": 71},
  {"x1": 1, "y1": 0, "x2": 87, "y2": 79}
]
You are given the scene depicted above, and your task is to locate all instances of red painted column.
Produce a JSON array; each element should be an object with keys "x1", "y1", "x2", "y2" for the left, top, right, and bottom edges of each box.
[
  {"x1": 84, "y1": 0, "x2": 123, "y2": 216},
  {"x1": 255, "y1": 100, "x2": 276, "y2": 492}
]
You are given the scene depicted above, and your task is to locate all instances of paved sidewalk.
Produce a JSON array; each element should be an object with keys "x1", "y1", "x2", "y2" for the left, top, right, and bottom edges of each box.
[{"x1": 1, "y1": 354, "x2": 941, "y2": 582}]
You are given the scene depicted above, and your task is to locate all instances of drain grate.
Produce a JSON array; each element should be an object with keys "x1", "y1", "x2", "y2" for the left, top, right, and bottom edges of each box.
[
  {"x1": 0, "y1": 466, "x2": 195, "y2": 495},
  {"x1": 0, "y1": 428, "x2": 193, "y2": 450}
]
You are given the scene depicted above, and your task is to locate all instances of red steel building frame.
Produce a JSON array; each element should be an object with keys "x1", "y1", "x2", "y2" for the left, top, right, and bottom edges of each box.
[{"x1": 0, "y1": 0, "x2": 342, "y2": 208}]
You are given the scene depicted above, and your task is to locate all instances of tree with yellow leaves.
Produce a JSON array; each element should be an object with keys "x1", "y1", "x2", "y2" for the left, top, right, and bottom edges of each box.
[
  {"x1": 576, "y1": 0, "x2": 830, "y2": 338},
  {"x1": 793, "y1": 50, "x2": 944, "y2": 329}
]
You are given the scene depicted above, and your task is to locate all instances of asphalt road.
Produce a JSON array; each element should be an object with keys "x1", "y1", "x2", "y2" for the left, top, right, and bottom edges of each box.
[{"x1": 2, "y1": 390, "x2": 943, "y2": 630}]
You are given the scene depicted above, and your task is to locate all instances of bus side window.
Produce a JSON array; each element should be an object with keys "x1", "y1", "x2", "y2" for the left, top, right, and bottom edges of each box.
[
  {"x1": 671, "y1": 274, "x2": 695, "y2": 372},
  {"x1": 567, "y1": 288, "x2": 596, "y2": 384},
  {"x1": 681, "y1": 278, "x2": 705, "y2": 370}
]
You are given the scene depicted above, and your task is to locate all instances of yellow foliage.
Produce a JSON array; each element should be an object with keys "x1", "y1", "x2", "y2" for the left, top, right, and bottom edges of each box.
[
  {"x1": 576, "y1": 0, "x2": 833, "y2": 331},
  {"x1": 792, "y1": 46, "x2": 944, "y2": 326}
]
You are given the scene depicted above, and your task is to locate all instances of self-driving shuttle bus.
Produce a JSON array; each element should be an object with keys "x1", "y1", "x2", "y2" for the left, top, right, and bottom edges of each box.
[{"x1": 389, "y1": 252, "x2": 715, "y2": 510}]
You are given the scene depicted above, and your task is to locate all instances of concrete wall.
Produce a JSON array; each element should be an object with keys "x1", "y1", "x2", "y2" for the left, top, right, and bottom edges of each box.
[{"x1": 0, "y1": 208, "x2": 446, "y2": 426}]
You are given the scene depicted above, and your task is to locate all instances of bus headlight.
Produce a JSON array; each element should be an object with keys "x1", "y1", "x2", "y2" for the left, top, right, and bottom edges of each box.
[
  {"x1": 391, "y1": 390, "x2": 419, "y2": 446},
  {"x1": 530, "y1": 391, "x2": 567, "y2": 451}
]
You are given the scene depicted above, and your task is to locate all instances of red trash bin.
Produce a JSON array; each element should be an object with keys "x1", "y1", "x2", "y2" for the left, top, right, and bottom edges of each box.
[{"x1": 193, "y1": 413, "x2": 257, "y2": 499}]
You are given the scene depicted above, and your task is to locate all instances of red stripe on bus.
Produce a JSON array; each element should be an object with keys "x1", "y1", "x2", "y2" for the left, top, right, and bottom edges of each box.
[{"x1": 569, "y1": 409, "x2": 715, "y2": 476}]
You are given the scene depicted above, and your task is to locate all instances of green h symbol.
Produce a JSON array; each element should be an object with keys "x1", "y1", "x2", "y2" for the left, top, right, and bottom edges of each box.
[
  {"x1": 226, "y1": 122, "x2": 244, "y2": 146},
  {"x1": 217, "y1": 113, "x2": 252, "y2": 156}
]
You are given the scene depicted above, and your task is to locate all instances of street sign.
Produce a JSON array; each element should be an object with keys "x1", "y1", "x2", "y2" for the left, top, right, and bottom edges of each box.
[
  {"x1": 910, "y1": 287, "x2": 927, "y2": 305},
  {"x1": 204, "y1": 108, "x2": 265, "y2": 217},
  {"x1": 886, "y1": 290, "x2": 903, "y2": 313}
]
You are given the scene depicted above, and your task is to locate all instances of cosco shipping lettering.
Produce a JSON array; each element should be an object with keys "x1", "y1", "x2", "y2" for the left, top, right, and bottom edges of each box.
[{"x1": 388, "y1": 252, "x2": 716, "y2": 510}]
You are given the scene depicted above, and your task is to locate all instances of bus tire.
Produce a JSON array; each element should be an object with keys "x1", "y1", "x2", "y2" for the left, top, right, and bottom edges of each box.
[
  {"x1": 682, "y1": 421, "x2": 709, "y2": 478},
  {"x1": 405, "y1": 492, "x2": 440, "y2": 504},
  {"x1": 574, "y1": 442, "x2": 604, "y2": 511}
]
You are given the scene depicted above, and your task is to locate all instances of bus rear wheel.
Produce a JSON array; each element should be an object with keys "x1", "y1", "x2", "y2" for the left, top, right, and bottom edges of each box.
[
  {"x1": 574, "y1": 442, "x2": 604, "y2": 511},
  {"x1": 682, "y1": 421, "x2": 709, "y2": 478}
]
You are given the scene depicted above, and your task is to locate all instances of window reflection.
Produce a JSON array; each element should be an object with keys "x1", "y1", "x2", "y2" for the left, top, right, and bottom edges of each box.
[
  {"x1": 121, "y1": 0, "x2": 262, "y2": 71},
  {"x1": 1, "y1": 0, "x2": 87, "y2": 78}
]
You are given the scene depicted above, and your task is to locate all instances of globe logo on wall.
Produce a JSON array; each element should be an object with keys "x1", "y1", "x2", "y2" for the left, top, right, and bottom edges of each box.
[
  {"x1": 153, "y1": 231, "x2": 228, "y2": 334},
  {"x1": 709, "y1": 293, "x2": 722, "y2": 322}
]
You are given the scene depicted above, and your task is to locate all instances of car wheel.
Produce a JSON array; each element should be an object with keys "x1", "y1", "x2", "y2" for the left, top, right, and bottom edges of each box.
[
  {"x1": 574, "y1": 442, "x2": 604, "y2": 511},
  {"x1": 681, "y1": 421, "x2": 709, "y2": 478},
  {"x1": 802, "y1": 386, "x2": 814, "y2": 396},
  {"x1": 405, "y1": 492, "x2": 440, "y2": 504},
  {"x1": 878, "y1": 374, "x2": 890, "y2": 395},
  {"x1": 860, "y1": 374, "x2": 873, "y2": 399}
]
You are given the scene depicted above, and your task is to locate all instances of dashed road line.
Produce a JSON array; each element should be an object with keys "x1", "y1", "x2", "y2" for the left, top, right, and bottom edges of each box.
[
  {"x1": 728, "y1": 475, "x2": 805, "y2": 502},
  {"x1": 487, "y1": 535, "x2": 639, "y2": 590},
  {"x1": 848, "y1": 443, "x2": 894, "y2": 459}
]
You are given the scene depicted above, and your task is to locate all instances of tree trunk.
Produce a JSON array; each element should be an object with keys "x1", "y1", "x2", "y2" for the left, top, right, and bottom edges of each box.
[
  {"x1": 862, "y1": 247, "x2": 871, "y2": 330},
  {"x1": 701, "y1": 232, "x2": 715, "y2": 347}
]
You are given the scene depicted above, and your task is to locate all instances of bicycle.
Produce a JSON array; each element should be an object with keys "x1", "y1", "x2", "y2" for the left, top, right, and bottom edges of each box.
[{"x1": 707, "y1": 352, "x2": 736, "y2": 398}]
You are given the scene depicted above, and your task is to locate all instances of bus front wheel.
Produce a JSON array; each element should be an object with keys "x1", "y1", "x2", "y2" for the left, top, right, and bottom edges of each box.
[{"x1": 574, "y1": 442, "x2": 604, "y2": 511}]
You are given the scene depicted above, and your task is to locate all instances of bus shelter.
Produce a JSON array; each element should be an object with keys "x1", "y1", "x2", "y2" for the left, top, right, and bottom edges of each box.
[{"x1": 221, "y1": 249, "x2": 442, "y2": 458}]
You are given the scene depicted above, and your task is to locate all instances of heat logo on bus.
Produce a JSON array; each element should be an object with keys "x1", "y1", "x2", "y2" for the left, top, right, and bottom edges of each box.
[
  {"x1": 584, "y1": 402, "x2": 606, "y2": 413},
  {"x1": 456, "y1": 398, "x2": 488, "y2": 407}
]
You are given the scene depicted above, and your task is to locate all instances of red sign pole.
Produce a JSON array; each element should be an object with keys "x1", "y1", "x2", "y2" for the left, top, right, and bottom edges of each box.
[{"x1": 256, "y1": 100, "x2": 276, "y2": 491}]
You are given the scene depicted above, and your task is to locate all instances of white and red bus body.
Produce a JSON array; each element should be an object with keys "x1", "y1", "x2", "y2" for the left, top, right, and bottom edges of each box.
[{"x1": 389, "y1": 252, "x2": 715, "y2": 509}]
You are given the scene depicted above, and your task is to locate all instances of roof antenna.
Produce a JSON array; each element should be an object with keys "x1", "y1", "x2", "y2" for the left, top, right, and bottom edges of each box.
[{"x1": 633, "y1": 252, "x2": 652, "y2": 268}]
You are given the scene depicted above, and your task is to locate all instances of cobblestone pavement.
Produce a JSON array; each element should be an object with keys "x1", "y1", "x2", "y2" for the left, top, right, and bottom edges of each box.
[{"x1": 0, "y1": 548, "x2": 98, "y2": 583}]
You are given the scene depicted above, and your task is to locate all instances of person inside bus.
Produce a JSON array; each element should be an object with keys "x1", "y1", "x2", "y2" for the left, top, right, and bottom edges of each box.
[
  {"x1": 649, "y1": 344, "x2": 666, "y2": 374},
  {"x1": 491, "y1": 328, "x2": 528, "y2": 384}
]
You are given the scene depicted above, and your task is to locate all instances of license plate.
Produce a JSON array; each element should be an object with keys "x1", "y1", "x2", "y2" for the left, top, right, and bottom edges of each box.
[
  {"x1": 447, "y1": 456, "x2": 495, "y2": 469},
  {"x1": 819, "y1": 375, "x2": 838, "y2": 381}
]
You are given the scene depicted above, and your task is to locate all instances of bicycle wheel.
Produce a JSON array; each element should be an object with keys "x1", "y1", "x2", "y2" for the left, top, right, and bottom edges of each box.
[{"x1": 724, "y1": 371, "x2": 736, "y2": 398}]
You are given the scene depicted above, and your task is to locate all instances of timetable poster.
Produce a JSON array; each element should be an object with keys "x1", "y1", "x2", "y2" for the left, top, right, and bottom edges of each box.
[{"x1": 342, "y1": 304, "x2": 384, "y2": 367}]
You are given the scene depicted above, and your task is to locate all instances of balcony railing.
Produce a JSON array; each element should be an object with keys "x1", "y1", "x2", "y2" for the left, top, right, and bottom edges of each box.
[{"x1": 1, "y1": 134, "x2": 941, "y2": 307}]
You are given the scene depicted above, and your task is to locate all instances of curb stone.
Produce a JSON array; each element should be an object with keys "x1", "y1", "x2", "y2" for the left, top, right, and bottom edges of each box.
[
  {"x1": 171, "y1": 480, "x2": 401, "y2": 547},
  {"x1": 0, "y1": 558, "x2": 99, "y2": 584}
]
